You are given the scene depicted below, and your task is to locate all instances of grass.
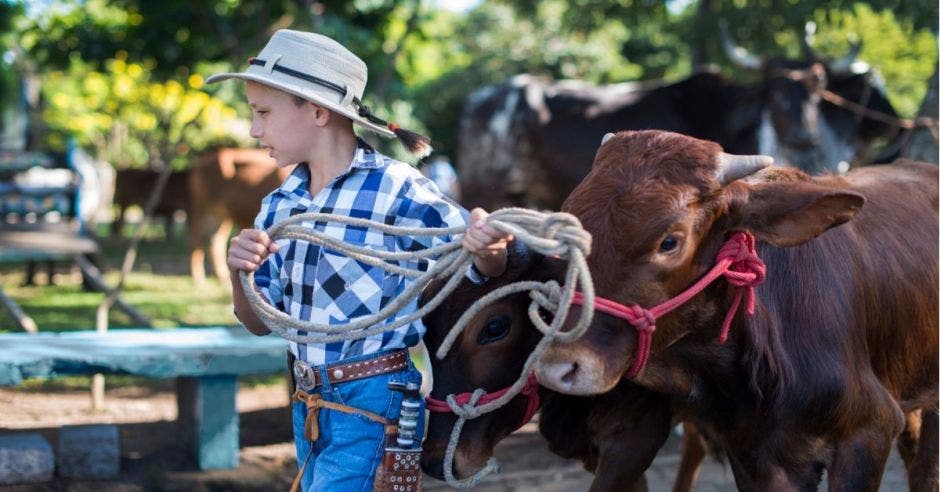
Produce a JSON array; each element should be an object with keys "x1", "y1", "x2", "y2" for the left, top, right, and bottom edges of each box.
[{"x1": 0, "y1": 224, "x2": 236, "y2": 332}]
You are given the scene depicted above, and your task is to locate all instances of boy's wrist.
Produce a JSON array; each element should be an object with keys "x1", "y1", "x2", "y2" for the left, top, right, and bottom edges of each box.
[{"x1": 472, "y1": 250, "x2": 507, "y2": 278}]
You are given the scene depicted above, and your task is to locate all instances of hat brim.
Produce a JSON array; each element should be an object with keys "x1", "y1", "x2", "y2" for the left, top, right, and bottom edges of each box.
[{"x1": 206, "y1": 72, "x2": 395, "y2": 138}]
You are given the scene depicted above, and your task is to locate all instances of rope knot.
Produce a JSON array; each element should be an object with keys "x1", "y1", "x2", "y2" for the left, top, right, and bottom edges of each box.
[
  {"x1": 448, "y1": 389, "x2": 486, "y2": 419},
  {"x1": 529, "y1": 280, "x2": 561, "y2": 313},
  {"x1": 539, "y1": 212, "x2": 592, "y2": 257},
  {"x1": 630, "y1": 306, "x2": 657, "y2": 333},
  {"x1": 720, "y1": 232, "x2": 766, "y2": 289},
  {"x1": 716, "y1": 232, "x2": 766, "y2": 343}
]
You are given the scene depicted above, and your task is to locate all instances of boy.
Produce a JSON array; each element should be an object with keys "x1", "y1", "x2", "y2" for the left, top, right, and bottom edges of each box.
[{"x1": 208, "y1": 29, "x2": 510, "y2": 491}]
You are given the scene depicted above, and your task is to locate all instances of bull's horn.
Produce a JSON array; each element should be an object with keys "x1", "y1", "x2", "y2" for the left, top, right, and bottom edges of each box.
[
  {"x1": 717, "y1": 153, "x2": 773, "y2": 185},
  {"x1": 830, "y1": 40, "x2": 864, "y2": 74},
  {"x1": 601, "y1": 132, "x2": 615, "y2": 146},
  {"x1": 719, "y1": 21, "x2": 762, "y2": 70}
]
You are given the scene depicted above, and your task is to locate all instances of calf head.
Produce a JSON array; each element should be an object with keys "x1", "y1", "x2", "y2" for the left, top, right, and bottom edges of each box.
[
  {"x1": 420, "y1": 242, "x2": 563, "y2": 479},
  {"x1": 536, "y1": 130, "x2": 864, "y2": 395}
]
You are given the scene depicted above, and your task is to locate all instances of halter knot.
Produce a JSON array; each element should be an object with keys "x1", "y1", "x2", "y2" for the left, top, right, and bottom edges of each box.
[
  {"x1": 716, "y1": 232, "x2": 765, "y2": 343},
  {"x1": 629, "y1": 306, "x2": 657, "y2": 333},
  {"x1": 718, "y1": 232, "x2": 766, "y2": 289}
]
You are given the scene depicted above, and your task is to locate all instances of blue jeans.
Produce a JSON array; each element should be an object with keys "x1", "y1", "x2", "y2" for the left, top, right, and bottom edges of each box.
[{"x1": 291, "y1": 350, "x2": 425, "y2": 492}]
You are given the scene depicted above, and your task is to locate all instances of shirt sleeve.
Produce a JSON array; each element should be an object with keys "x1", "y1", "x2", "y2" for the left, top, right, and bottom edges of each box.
[
  {"x1": 392, "y1": 172, "x2": 497, "y2": 285},
  {"x1": 394, "y1": 173, "x2": 469, "y2": 253},
  {"x1": 252, "y1": 196, "x2": 284, "y2": 309}
]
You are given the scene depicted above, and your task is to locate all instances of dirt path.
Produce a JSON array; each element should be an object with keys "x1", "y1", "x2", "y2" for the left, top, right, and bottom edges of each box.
[{"x1": 0, "y1": 383, "x2": 911, "y2": 491}]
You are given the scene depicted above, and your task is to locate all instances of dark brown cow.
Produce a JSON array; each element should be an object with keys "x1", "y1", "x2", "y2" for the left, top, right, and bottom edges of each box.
[
  {"x1": 458, "y1": 42, "x2": 898, "y2": 211},
  {"x1": 112, "y1": 168, "x2": 190, "y2": 236},
  {"x1": 535, "y1": 130, "x2": 938, "y2": 490},
  {"x1": 188, "y1": 148, "x2": 290, "y2": 285},
  {"x1": 420, "y1": 244, "x2": 704, "y2": 491}
]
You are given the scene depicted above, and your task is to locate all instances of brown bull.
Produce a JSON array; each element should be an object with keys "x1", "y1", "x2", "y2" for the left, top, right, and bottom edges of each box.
[
  {"x1": 536, "y1": 130, "x2": 938, "y2": 490},
  {"x1": 188, "y1": 148, "x2": 290, "y2": 285},
  {"x1": 420, "y1": 245, "x2": 706, "y2": 491},
  {"x1": 112, "y1": 168, "x2": 190, "y2": 236}
]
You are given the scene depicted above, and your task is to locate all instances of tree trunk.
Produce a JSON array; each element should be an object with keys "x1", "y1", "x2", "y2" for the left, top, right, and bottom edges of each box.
[
  {"x1": 903, "y1": 62, "x2": 939, "y2": 164},
  {"x1": 690, "y1": 0, "x2": 713, "y2": 71}
]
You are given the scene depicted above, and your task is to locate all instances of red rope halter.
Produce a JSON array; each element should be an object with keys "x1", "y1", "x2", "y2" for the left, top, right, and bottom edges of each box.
[
  {"x1": 425, "y1": 373, "x2": 541, "y2": 429},
  {"x1": 572, "y1": 232, "x2": 766, "y2": 378}
]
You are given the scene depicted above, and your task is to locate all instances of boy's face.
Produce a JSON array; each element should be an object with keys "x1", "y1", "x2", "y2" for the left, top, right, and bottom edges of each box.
[{"x1": 246, "y1": 81, "x2": 321, "y2": 167}]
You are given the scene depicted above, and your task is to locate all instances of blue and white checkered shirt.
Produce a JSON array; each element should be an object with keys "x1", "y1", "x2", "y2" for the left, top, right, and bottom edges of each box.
[{"x1": 253, "y1": 139, "x2": 469, "y2": 365}]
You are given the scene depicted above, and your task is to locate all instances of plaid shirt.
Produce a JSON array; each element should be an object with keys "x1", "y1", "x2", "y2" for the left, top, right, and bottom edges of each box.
[{"x1": 253, "y1": 139, "x2": 469, "y2": 365}]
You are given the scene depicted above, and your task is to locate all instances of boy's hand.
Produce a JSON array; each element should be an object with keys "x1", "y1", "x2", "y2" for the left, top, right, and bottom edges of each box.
[
  {"x1": 463, "y1": 208, "x2": 513, "y2": 277},
  {"x1": 228, "y1": 229, "x2": 279, "y2": 273}
]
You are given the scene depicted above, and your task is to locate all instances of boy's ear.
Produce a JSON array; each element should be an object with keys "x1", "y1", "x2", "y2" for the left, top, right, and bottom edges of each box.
[
  {"x1": 311, "y1": 103, "x2": 331, "y2": 126},
  {"x1": 731, "y1": 180, "x2": 865, "y2": 247}
]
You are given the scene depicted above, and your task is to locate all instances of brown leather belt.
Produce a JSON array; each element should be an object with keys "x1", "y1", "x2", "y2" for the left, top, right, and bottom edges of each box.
[{"x1": 288, "y1": 350, "x2": 409, "y2": 392}]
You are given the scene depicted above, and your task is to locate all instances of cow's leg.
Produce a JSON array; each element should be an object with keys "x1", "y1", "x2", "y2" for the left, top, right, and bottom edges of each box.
[
  {"x1": 725, "y1": 451, "x2": 813, "y2": 492},
  {"x1": 671, "y1": 422, "x2": 707, "y2": 492},
  {"x1": 45, "y1": 260, "x2": 55, "y2": 285},
  {"x1": 209, "y1": 219, "x2": 233, "y2": 286},
  {"x1": 907, "y1": 407, "x2": 938, "y2": 492},
  {"x1": 23, "y1": 261, "x2": 37, "y2": 286},
  {"x1": 190, "y1": 244, "x2": 207, "y2": 286},
  {"x1": 897, "y1": 409, "x2": 922, "y2": 478},
  {"x1": 827, "y1": 385, "x2": 904, "y2": 492},
  {"x1": 587, "y1": 392, "x2": 673, "y2": 492},
  {"x1": 188, "y1": 206, "x2": 215, "y2": 286},
  {"x1": 111, "y1": 207, "x2": 124, "y2": 236}
]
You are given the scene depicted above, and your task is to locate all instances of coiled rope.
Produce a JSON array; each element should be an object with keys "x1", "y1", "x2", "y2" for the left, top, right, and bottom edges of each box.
[{"x1": 239, "y1": 207, "x2": 596, "y2": 487}]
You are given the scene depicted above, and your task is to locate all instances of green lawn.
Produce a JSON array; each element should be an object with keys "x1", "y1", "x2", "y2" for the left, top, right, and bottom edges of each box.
[{"x1": 0, "y1": 226, "x2": 237, "y2": 333}]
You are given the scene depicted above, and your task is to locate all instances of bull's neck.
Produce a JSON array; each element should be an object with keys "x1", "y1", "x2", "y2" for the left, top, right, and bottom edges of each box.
[{"x1": 630, "y1": 291, "x2": 776, "y2": 405}]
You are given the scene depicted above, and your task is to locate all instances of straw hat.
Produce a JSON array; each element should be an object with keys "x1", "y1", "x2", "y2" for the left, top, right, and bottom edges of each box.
[{"x1": 207, "y1": 29, "x2": 430, "y2": 155}]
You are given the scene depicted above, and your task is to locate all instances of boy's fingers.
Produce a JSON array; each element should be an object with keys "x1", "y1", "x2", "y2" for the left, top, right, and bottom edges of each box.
[
  {"x1": 243, "y1": 229, "x2": 271, "y2": 245},
  {"x1": 462, "y1": 235, "x2": 484, "y2": 252}
]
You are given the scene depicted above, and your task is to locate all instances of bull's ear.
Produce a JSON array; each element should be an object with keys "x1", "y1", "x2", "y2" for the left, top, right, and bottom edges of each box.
[{"x1": 736, "y1": 181, "x2": 865, "y2": 247}]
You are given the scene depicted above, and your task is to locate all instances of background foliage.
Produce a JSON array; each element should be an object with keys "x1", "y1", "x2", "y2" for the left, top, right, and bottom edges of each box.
[{"x1": 1, "y1": 0, "x2": 937, "y2": 165}]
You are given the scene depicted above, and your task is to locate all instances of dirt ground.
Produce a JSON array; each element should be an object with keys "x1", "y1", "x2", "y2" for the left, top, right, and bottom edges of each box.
[{"x1": 0, "y1": 381, "x2": 911, "y2": 491}]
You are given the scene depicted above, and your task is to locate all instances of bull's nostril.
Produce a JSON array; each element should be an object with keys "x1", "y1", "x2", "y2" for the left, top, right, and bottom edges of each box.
[{"x1": 560, "y1": 362, "x2": 579, "y2": 383}]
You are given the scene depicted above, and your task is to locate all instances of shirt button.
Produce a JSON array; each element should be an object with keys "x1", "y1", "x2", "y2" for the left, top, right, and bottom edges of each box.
[{"x1": 332, "y1": 369, "x2": 344, "y2": 379}]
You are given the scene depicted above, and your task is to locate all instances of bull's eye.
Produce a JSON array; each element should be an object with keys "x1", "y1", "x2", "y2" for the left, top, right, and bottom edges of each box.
[
  {"x1": 477, "y1": 315, "x2": 511, "y2": 345},
  {"x1": 659, "y1": 236, "x2": 679, "y2": 253}
]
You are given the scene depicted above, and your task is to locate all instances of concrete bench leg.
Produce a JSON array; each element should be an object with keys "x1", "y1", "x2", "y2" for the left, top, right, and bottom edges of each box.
[{"x1": 176, "y1": 376, "x2": 239, "y2": 470}]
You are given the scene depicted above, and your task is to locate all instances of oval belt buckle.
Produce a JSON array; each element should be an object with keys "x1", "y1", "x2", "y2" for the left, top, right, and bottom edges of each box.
[{"x1": 293, "y1": 360, "x2": 315, "y2": 389}]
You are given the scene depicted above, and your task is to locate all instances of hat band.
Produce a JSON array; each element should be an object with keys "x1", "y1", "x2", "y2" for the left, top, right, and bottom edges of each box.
[
  {"x1": 249, "y1": 58, "x2": 349, "y2": 100},
  {"x1": 249, "y1": 57, "x2": 390, "y2": 129}
]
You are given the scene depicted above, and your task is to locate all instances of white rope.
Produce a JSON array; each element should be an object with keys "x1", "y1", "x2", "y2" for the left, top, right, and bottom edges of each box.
[{"x1": 238, "y1": 207, "x2": 596, "y2": 488}]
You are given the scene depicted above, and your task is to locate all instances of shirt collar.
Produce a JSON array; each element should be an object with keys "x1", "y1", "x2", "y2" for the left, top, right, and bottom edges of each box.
[{"x1": 279, "y1": 137, "x2": 390, "y2": 199}]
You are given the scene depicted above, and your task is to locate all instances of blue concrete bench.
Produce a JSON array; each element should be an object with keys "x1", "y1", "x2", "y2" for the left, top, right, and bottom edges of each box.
[{"x1": 0, "y1": 327, "x2": 288, "y2": 470}]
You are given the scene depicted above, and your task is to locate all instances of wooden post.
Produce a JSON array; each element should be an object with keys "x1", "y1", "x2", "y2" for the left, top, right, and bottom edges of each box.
[
  {"x1": 177, "y1": 376, "x2": 240, "y2": 469},
  {"x1": 0, "y1": 287, "x2": 37, "y2": 333}
]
